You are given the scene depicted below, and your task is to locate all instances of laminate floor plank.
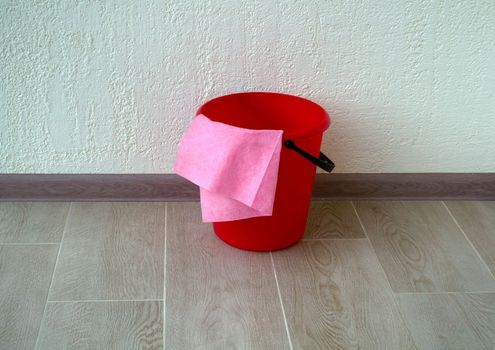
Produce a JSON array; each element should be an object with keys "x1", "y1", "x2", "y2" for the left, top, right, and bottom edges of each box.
[
  {"x1": 445, "y1": 201, "x2": 495, "y2": 276},
  {"x1": 0, "y1": 202, "x2": 69, "y2": 243},
  {"x1": 272, "y1": 239, "x2": 417, "y2": 350},
  {"x1": 49, "y1": 202, "x2": 165, "y2": 301},
  {"x1": 4, "y1": 199, "x2": 495, "y2": 350},
  {"x1": 355, "y1": 201, "x2": 495, "y2": 292},
  {"x1": 304, "y1": 202, "x2": 365, "y2": 239},
  {"x1": 397, "y1": 293, "x2": 495, "y2": 350},
  {"x1": 36, "y1": 301, "x2": 163, "y2": 350},
  {"x1": 0, "y1": 245, "x2": 58, "y2": 350},
  {"x1": 165, "y1": 202, "x2": 289, "y2": 349}
]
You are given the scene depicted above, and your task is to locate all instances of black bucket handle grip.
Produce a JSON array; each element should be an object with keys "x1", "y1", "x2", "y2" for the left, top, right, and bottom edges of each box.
[{"x1": 284, "y1": 139, "x2": 335, "y2": 173}]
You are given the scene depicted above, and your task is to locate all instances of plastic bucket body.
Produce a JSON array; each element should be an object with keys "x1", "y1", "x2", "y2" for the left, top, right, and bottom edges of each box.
[{"x1": 197, "y1": 92, "x2": 330, "y2": 251}]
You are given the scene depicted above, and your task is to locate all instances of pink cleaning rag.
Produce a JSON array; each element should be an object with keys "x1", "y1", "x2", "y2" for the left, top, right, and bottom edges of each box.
[{"x1": 174, "y1": 114, "x2": 283, "y2": 222}]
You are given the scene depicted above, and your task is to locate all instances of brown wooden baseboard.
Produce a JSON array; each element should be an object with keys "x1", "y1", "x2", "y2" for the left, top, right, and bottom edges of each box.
[
  {"x1": 312, "y1": 173, "x2": 495, "y2": 200},
  {"x1": 0, "y1": 173, "x2": 494, "y2": 201}
]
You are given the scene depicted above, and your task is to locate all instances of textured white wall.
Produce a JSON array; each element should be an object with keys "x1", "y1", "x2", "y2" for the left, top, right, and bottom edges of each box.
[{"x1": 1, "y1": 0, "x2": 494, "y2": 173}]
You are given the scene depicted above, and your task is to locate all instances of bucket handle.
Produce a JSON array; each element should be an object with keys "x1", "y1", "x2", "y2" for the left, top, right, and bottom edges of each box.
[{"x1": 284, "y1": 140, "x2": 335, "y2": 173}]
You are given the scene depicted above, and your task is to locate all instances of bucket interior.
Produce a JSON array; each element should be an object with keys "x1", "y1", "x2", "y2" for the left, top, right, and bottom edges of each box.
[{"x1": 198, "y1": 92, "x2": 329, "y2": 138}]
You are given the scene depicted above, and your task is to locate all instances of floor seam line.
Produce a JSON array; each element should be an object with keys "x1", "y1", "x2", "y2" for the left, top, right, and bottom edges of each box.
[
  {"x1": 163, "y1": 202, "x2": 167, "y2": 350},
  {"x1": 442, "y1": 201, "x2": 495, "y2": 282},
  {"x1": 393, "y1": 291, "x2": 495, "y2": 295},
  {"x1": 0, "y1": 243, "x2": 59, "y2": 245},
  {"x1": 301, "y1": 238, "x2": 367, "y2": 241},
  {"x1": 33, "y1": 202, "x2": 72, "y2": 349},
  {"x1": 351, "y1": 201, "x2": 397, "y2": 293},
  {"x1": 46, "y1": 299, "x2": 164, "y2": 303},
  {"x1": 270, "y1": 252, "x2": 294, "y2": 350}
]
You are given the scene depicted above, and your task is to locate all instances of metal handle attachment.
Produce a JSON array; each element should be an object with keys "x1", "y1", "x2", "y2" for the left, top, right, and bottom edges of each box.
[{"x1": 284, "y1": 139, "x2": 335, "y2": 173}]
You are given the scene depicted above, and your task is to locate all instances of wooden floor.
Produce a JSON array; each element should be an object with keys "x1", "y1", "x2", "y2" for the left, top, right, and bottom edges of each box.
[{"x1": 1, "y1": 201, "x2": 495, "y2": 350}]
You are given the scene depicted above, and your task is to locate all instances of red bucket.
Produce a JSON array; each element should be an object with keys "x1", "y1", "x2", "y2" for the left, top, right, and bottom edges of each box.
[{"x1": 197, "y1": 92, "x2": 333, "y2": 251}]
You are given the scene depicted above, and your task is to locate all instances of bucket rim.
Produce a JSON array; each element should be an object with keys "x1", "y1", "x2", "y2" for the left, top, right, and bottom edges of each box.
[{"x1": 196, "y1": 91, "x2": 330, "y2": 139}]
